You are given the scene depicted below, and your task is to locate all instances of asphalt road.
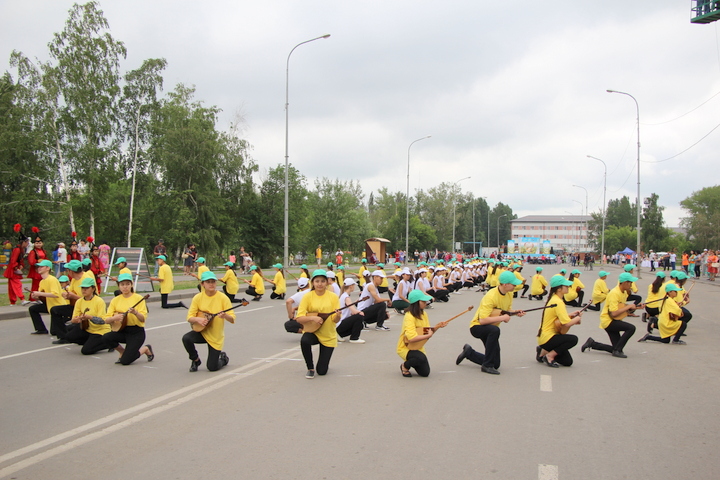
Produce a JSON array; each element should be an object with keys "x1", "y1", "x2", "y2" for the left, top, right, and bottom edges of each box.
[{"x1": 0, "y1": 264, "x2": 718, "y2": 480}]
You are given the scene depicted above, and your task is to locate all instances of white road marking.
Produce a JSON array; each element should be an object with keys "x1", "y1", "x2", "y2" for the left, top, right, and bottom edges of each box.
[
  {"x1": 0, "y1": 347, "x2": 301, "y2": 477},
  {"x1": 251, "y1": 357, "x2": 301, "y2": 361},
  {"x1": 538, "y1": 464, "x2": 558, "y2": 479},
  {"x1": 0, "y1": 345, "x2": 65, "y2": 361},
  {"x1": 540, "y1": 375, "x2": 552, "y2": 392}
]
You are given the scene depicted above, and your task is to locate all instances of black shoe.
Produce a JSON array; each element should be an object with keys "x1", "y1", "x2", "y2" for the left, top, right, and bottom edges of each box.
[
  {"x1": 647, "y1": 321, "x2": 654, "y2": 334},
  {"x1": 145, "y1": 344, "x2": 154, "y2": 362},
  {"x1": 612, "y1": 350, "x2": 627, "y2": 358},
  {"x1": 638, "y1": 334, "x2": 649, "y2": 342},
  {"x1": 581, "y1": 337, "x2": 593, "y2": 353},
  {"x1": 219, "y1": 351, "x2": 229, "y2": 367},
  {"x1": 31, "y1": 330, "x2": 49, "y2": 335},
  {"x1": 189, "y1": 358, "x2": 202, "y2": 372},
  {"x1": 481, "y1": 365, "x2": 500, "y2": 375},
  {"x1": 252, "y1": 296, "x2": 261, "y2": 301},
  {"x1": 641, "y1": 312, "x2": 647, "y2": 323},
  {"x1": 115, "y1": 359, "x2": 123, "y2": 364},
  {"x1": 536, "y1": 346, "x2": 544, "y2": 363},
  {"x1": 52, "y1": 339, "x2": 69, "y2": 344},
  {"x1": 179, "y1": 301, "x2": 188, "y2": 309},
  {"x1": 456, "y1": 344, "x2": 472, "y2": 365},
  {"x1": 542, "y1": 356, "x2": 560, "y2": 368}
]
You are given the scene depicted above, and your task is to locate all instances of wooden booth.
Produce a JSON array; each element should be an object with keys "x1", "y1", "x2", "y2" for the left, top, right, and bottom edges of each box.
[{"x1": 364, "y1": 238, "x2": 390, "y2": 265}]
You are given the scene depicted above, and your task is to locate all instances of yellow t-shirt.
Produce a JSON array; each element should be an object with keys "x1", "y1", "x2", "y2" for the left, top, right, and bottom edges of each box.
[
  {"x1": 300, "y1": 271, "x2": 308, "y2": 279},
  {"x1": 221, "y1": 269, "x2": 239, "y2": 295},
  {"x1": 564, "y1": 277, "x2": 585, "y2": 302},
  {"x1": 105, "y1": 293, "x2": 149, "y2": 328},
  {"x1": 378, "y1": 270, "x2": 388, "y2": 288},
  {"x1": 73, "y1": 295, "x2": 110, "y2": 335},
  {"x1": 674, "y1": 282, "x2": 688, "y2": 307},
  {"x1": 513, "y1": 271, "x2": 525, "y2": 292},
  {"x1": 158, "y1": 263, "x2": 174, "y2": 294},
  {"x1": 188, "y1": 291, "x2": 235, "y2": 350},
  {"x1": 358, "y1": 266, "x2": 367, "y2": 286},
  {"x1": 336, "y1": 270, "x2": 344, "y2": 286},
  {"x1": 646, "y1": 283, "x2": 666, "y2": 306},
  {"x1": 397, "y1": 311, "x2": 430, "y2": 360},
  {"x1": 538, "y1": 294, "x2": 572, "y2": 345},
  {"x1": 530, "y1": 274, "x2": 548, "y2": 295},
  {"x1": 599, "y1": 286, "x2": 626, "y2": 329},
  {"x1": 297, "y1": 290, "x2": 340, "y2": 348},
  {"x1": 591, "y1": 278, "x2": 609, "y2": 305},
  {"x1": 82, "y1": 270, "x2": 96, "y2": 283},
  {"x1": 272, "y1": 271, "x2": 286, "y2": 295},
  {"x1": 39, "y1": 275, "x2": 69, "y2": 310},
  {"x1": 658, "y1": 297, "x2": 683, "y2": 339},
  {"x1": 470, "y1": 286, "x2": 513, "y2": 327},
  {"x1": 68, "y1": 275, "x2": 83, "y2": 298},
  {"x1": 250, "y1": 272, "x2": 265, "y2": 294}
]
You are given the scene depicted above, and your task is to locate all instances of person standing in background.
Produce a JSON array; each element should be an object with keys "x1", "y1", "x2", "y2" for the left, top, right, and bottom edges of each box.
[
  {"x1": 153, "y1": 239, "x2": 166, "y2": 276},
  {"x1": 6, "y1": 224, "x2": 29, "y2": 306},
  {"x1": 55, "y1": 242, "x2": 67, "y2": 277},
  {"x1": 98, "y1": 241, "x2": 111, "y2": 272},
  {"x1": 315, "y1": 244, "x2": 322, "y2": 266},
  {"x1": 77, "y1": 239, "x2": 89, "y2": 260}
]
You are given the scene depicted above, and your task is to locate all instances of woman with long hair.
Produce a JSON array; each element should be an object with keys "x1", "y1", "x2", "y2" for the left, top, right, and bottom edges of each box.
[
  {"x1": 638, "y1": 283, "x2": 688, "y2": 344},
  {"x1": 244, "y1": 265, "x2": 266, "y2": 301},
  {"x1": 428, "y1": 267, "x2": 450, "y2": 303},
  {"x1": 398, "y1": 290, "x2": 448, "y2": 378},
  {"x1": 644, "y1": 272, "x2": 666, "y2": 332},
  {"x1": 65, "y1": 277, "x2": 111, "y2": 355},
  {"x1": 563, "y1": 269, "x2": 585, "y2": 307},
  {"x1": 218, "y1": 261, "x2": 241, "y2": 303},
  {"x1": 536, "y1": 276, "x2": 582, "y2": 367}
]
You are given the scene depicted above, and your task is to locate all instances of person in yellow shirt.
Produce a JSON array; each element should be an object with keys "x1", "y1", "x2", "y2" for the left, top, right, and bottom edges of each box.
[
  {"x1": 512, "y1": 264, "x2": 528, "y2": 298},
  {"x1": 637, "y1": 283, "x2": 688, "y2": 344},
  {"x1": 398, "y1": 290, "x2": 449, "y2": 378},
  {"x1": 671, "y1": 271, "x2": 693, "y2": 324},
  {"x1": 243, "y1": 265, "x2": 266, "y2": 301},
  {"x1": 109, "y1": 257, "x2": 132, "y2": 296},
  {"x1": 50, "y1": 260, "x2": 85, "y2": 339},
  {"x1": 563, "y1": 269, "x2": 585, "y2": 307},
  {"x1": 455, "y1": 271, "x2": 526, "y2": 375},
  {"x1": 581, "y1": 272, "x2": 639, "y2": 358},
  {"x1": 643, "y1": 272, "x2": 667, "y2": 332},
  {"x1": 101, "y1": 273, "x2": 154, "y2": 365},
  {"x1": 536, "y1": 276, "x2": 582, "y2": 367},
  {"x1": 358, "y1": 259, "x2": 368, "y2": 287},
  {"x1": 295, "y1": 269, "x2": 340, "y2": 379},
  {"x1": 335, "y1": 265, "x2": 345, "y2": 286},
  {"x1": 150, "y1": 255, "x2": 185, "y2": 309},
  {"x1": 183, "y1": 271, "x2": 235, "y2": 372},
  {"x1": 587, "y1": 271, "x2": 610, "y2": 311},
  {"x1": 268, "y1": 263, "x2": 287, "y2": 300},
  {"x1": 299, "y1": 264, "x2": 310, "y2": 279},
  {"x1": 315, "y1": 245, "x2": 322, "y2": 266},
  {"x1": 529, "y1": 267, "x2": 548, "y2": 301},
  {"x1": 218, "y1": 261, "x2": 242, "y2": 303},
  {"x1": 65, "y1": 276, "x2": 111, "y2": 354},
  {"x1": 28, "y1": 260, "x2": 68, "y2": 336},
  {"x1": 621, "y1": 264, "x2": 642, "y2": 316},
  {"x1": 190, "y1": 257, "x2": 210, "y2": 292}
]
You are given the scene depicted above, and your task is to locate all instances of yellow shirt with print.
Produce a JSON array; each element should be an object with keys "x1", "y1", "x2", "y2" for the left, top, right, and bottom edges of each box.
[
  {"x1": 158, "y1": 263, "x2": 174, "y2": 294},
  {"x1": 39, "y1": 275, "x2": 69, "y2": 310},
  {"x1": 221, "y1": 269, "x2": 239, "y2": 295},
  {"x1": 470, "y1": 286, "x2": 513, "y2": 328},
  {"x1": 188, "y1": 291, "x2": 235, "y2": 350},
  {"x1": 397, "y1": 311, "x2": 430, "y2": 360},
  {"x1": 105, "y1": 293, "x2": 149, "y2": 328},
  {"x1": 591, "y1": 278, "x2": 609, "y2": 305},
  {"x1": 297, "y1": 290, "x2": 340, "y2": 348},
  {"x1": 538, "y1": 294, "x2": 572, "y2": 345},
  {"x1": 530, "y1": 274, "x2": 548, "y2": 295},
  {"x1": 599, "y1": 286, "x2": 626, "y2": 329},
  {"x1": 73, "y1": 295, "x2": 110, "y2": 335}
]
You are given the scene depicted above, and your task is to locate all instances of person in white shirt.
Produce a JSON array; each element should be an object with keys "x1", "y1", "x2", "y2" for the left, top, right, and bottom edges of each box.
[
  {"x1": 357, "y1": 271, "x2": 391, "y2": 330},
  {"x1": 284, "y1": 278, "x2": 310, "y2": 333},
  {"x1": 55, "y1": 242, "x2": 68, "y2": 276},
  {"x1": 336, "y1": 279, "x2": 366, "y2": 343}
]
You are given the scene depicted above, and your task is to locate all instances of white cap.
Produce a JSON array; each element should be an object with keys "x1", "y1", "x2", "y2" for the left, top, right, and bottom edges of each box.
[
  {"x1": 326, "y1": 271, "x2": 336, "y2": 278},
  {"x1": 363, "y1": 270, "x2": 371, "y2": 276},
  {"x1": 297, "y1": 278, "x2": 309, "y2": 288},
  {"x1": 372, "y1": 270, "x2": 386, "y2": 278},
  {"x1": 343, "y1": 278, "x2": 357, "y2": 286},
  {"x1": 401, "y1": 268, "x2": 412, "y2": 275}
]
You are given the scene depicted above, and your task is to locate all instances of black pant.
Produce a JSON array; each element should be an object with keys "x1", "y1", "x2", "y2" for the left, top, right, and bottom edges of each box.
[
  {"x1": 646, "y1": 321, "x2": 687, "y2": 343},
  {"x1": 161, "y1": 293, "x2": 184, "y2": 309},
  {"x1": 540, "y1": 334, "x2": 578, "y2": 366},
  {"x1": 182, "y1": 330, "x2": 226, "y2": 371},
  {"x1": 50, "y1": 304, "x2": 74, "y2": 339},
  {"x1": 627, "y1": 294, "x2": 642, "y2": 305},
  {"x1": 404, "y1": 350, "x2": 430, "y2": 377},
  {"x1": 564, "y1": 290, "x2": 584, "y2": 307},
  {"x1": 695, "y1": 265, "x2": 701, "y2": 277},
  {"x1": 588, "y1": 301, "x2": 602, "y2": 311},
  {"x1": 285, "y1": 318, "x2": 303, "y2": 333},
  {"x1": 300, "y1": 332, "x2": 334, "y2": 375},
  {"x1": 465, "y1": 324, "x2": 501, "y2": 369},
  {"x1": 102, "y1": 325, "x2": 146, "y2": 365},
  {"x1": 428, "y1": 289, "x2": 449, "y2": 302},
  {"x1": 336, "y1": 313, "x2": 364, "y2": 340},
  {"x1": 588, "y1": 320, "x2": 636, "y2": 353},
  {"x1": 361, "y1": 302, "x2": 387, "y2": 327},
  {"x1": 29, "y1": 303, "x2": 50, "y2": 333},
  {"x1": 65, "y1": 324, "x2": 89, "y2": 345},
  {"x1": 246, "y1": 286, "x2": 261, "y2": 298},
  {"x1": 680, "y1": 307, "x2": 693, "y2": 323}
]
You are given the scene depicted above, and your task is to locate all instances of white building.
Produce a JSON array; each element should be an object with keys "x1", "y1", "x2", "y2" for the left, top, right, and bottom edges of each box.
[{"x1": 509, "y1": 215, "x2": 593, "y2": 253}]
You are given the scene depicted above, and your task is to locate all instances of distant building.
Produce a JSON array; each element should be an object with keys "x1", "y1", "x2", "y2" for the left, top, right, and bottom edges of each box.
[{"x1": 510, "y1": 215, "x2": 593, "y2": 253}]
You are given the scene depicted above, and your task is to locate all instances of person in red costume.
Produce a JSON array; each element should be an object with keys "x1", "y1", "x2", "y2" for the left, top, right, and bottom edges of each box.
[
  {"x1": 26, "y1": 227, "x2": 48, "y2": 292},
  {"x1": 88, "y1": 238, "x2": 105, "y2": 290},
  {"x1": 5, "y1": 224, "x2": 29, "y2": 305}
]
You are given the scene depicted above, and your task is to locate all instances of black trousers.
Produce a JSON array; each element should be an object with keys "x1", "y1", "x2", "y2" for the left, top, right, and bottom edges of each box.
[
  {"x1": 182, "y1": 330, "x2": 225, "y2": 371},
  {"x1": 102, "y1": 325, "x2": 146, "y2": 365},
  {"x1": 300, "y1": 332, "x2": 334, "y2": 375},
  {"x1": 588, "y1": 320, "x2": 636, "y2": 353},
  {"x1": 161, "y1": 293, "x2": 184, "y2": 309},
  {"x1": 285, "y1": 318, "x2": 303, "y2": 333},
  {"x1": 65, "y1": 326, "x2": 108, "y2": 355},
  {"x1": 540, "y1": 334, "x2": 578, "y2": 366},
  {"x1": 50, "y1": 304, "x2": 74, "y2": 339},
  {"x1": 336, "y1": 314, "x2": 364, "y2": 340},
  {"x1": 404, "y1": 350, "x2": 430, "y2": 377},
  {"x1": 361, "y1": 302, "x2": 387, "y2": 327},
  {"x1": 645, "y1": 321, "x2": 688, "y2": 343},
  {"x1": 464, "y1": 324, "x2": 501, "y2": 369},
  {"x1": 627, "y1": 294, "x2": 642, "y2": 305},
  {"x1": 564, "y1": 290, "x2": 584, "y2": 307},
  {"x1": 246, "y1": 286, "x2": 261, "y2": 298},
  {"x1": 428, "y1": 288, "x2": 450, "y2": 302},
  {"x1": 29, "y1": 303, "x2": 50, "y2": 333}
]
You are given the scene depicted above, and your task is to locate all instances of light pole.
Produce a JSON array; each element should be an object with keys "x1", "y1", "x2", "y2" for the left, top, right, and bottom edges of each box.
[
  {"x1": 406, "y1": 136, "x2": 431, "y2": 263},
  {"x1": 607, "y1": 89, "x2": 641, "y2": 276},
  {"x1": 497, "y1": 214, "x2": 507, "y2": 252},
  {"x1": 573, "y1": 200, "x2": 583, "y2": 252},
  {"x1": 478, "y1": 196, "x2": 487, "y2": 256},
  {"x1": 284, "y1": 34, "x2": 331, "y2": 268},
  {"x1": 587, "y1": 155, "x2": 607, "y2": 264},
  {"x1": 572, "y1": 185, "x2": 588, "y2": 215},
  {"x1": 451, "y1": 176, "x2": 471, "y2": 254}
]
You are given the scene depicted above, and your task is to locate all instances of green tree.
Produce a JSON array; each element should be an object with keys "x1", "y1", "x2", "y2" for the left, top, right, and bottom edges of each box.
[
  {"x1": 641, "y1": 193, "x2": 668, "y2": 252},
  {"x1": 606, "y1": 196, "x2": 637, "y2": 229},
  {"x1": 602, "y1": 225, "x2": 636, "y2": 254},
  {"x1": 680, "y1": 185, "x2": 720, "y2": 248}
]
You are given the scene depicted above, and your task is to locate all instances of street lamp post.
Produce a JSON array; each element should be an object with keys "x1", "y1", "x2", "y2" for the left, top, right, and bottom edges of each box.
[
  {"x1": 406, "y1": 136, "x2": 431, "y2": 263},
  {"x1": 607, "y1": 89, "x2": 641, "y2": 277},
  {"x1": 572, "y1": 184, "x2": 588, "y2": 215},
  {"x1": 587, "y1": 155, "x2": 607, "y2": 264},
  {"x1": 284, "y1": 34, "x2": 331, "y2": 268},
  {"x1": 573, "y1": 200, "x2": 584, "y2": 251},
  {"x1": 451, "y1": 176, "x2": 471, "y2": 254},
  {"x1": 497, "y1": 214, "x2": 507, "y2": 252}
]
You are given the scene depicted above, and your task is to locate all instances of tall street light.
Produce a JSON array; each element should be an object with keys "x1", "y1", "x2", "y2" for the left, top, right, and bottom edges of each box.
[
  {"x1": 572, "y1": 184, "x2": 588, "y2": 215},
  {"x1": 284, "y1": 34, "x2": 331, "y2": 268},
  {"x1": 451, "y1": 176, "x2": 471, "y2": 254},
  {"x1": 607, "y1": 89, "x2": 641, "y2": 277},
  {"x1": 478, "y1": 196, "x2": 487, "y2": 256},
  {"x1": 587, "y1": 155, "x2": 607, "y2": 264},
  {"x1": 406, "y1": 136, "x2": 431, "y2": 263},
  {"x1": 497, "y1": 213, "x2": 507, "y2": 252},
  {"x1": 573, "y1": 200, "x2": 583, "y2": 251}
]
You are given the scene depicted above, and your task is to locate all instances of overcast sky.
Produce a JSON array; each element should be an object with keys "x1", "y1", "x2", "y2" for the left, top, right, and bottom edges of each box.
[{"x1": 3, "y1": 0, "x2": 719, "y2": 227}]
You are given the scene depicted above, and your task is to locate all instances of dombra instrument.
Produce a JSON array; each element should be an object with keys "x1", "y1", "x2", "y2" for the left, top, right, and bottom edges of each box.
[
  {"x1": 79, "y1": 307, "x2": 91, "y2": 331},
  {"x1": 406, "y1": 306, "x2": 473, "y2": 351},
  {"x1": 24, "y1": 287, "x2": 46, "y2": 305},
  {"x1": 610, "y1": 296, "x2": 665, "y2": 320},
  {"x1": 490, "y1": 304, "x2": 557, "y2": 319},
  {"x1": 110, "y1": 294, "x2": 151, "y2": 332},
  {"x1": 302, "y1": 296, "x2": 369, "y2": 334},
  {"x1": 192, "y1": 298, "x2": 249, "y2": 332}
]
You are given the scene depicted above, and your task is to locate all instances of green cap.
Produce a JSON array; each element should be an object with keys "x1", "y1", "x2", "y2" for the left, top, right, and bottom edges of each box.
[
  {"x1": 655, "y1": 271, "x2": 666, "y2": 279},
  {"x1": 200, "y1": 271, "x2": 217, "y2": 282},
  {"x1": 195, "y1": 257, "x2": 205, "y2": 264},
  {"x1": 250, "y1": 265, "x2": 257, "y2": 271},
  {"x1": 117, "y1": 273, "x2": 133, "y2": 283},
  {"x1": 65, "y1": 260, "x2": 83, "y2": 272},
  {"x1": 81, "y1": 258, "x2": 92, "y2": 266},
  {"x1": 156, "y1": 255, "x2": 167, "y2": 261},
  {"x1": 300, "y1": 264, "x2": 308, "y2": 269},
  {"x1": 571, "y1": 269, "x2": 581, "y2": 275},
  {"x1": 338, "y1": 265, "x2": 344, "y2": 270},
  {"x1": 377, "y1": 263, "x2": 385, "y2": 268},
  {"x1": 311, "y1": 269, "x2": 327, "y2": 280},
  {"x1": 114, "y1": 257, "x2": 126, "y2": 265},
  {"x1": 669, "y1": 270, "x2": 679, "y2": 278},
  {"x1": 598, "y1": 271, "x2": 609, "y2": 277},
  {"x1": 624, "y1": 264, "x2": 636, "y2": 272},
  {"x1": 665, "y1": 283, "x2": 681, "y2": 292},
  {"x1": 674, "y1": 271, "x2": 688, "y2": 280},
  {"x1": 80, "y1": 277, "x2": 96, "y2": 288},
  {"x1": 559, "y1": 269, "x2": 566, "y2": 275},
  {"x1": 58, "y1": 275, "x2": 69, "y2": 283},
  {"x1": 550, "y1": 276, "x2": 574, "y2": 288},
  {"x1": 37, "y1": 259, "x2": 53, "y2": 268},
  {"x1": 394, "y1": 262, "x2": 401, "y2": 266},
  {"x1": 361, "y1": 259, "x2": 367, "y2": 263},
  {"x1": 408, "y1": 290, "x2": 433, "y2": 304},
  {"x1": 536, "y1": 267, "x2": 543, "y2": 272},
  {"x1": 618, "y1": 272, "x2": 638, "y2": 283},
  {"x1": 327, "y1": 262, "x2": 334, "y2": 267},
  {"x1": 224, "y1": 261, "x2": 234, "y2": 267},
  {"x1": 498, "y1": 271, "x2": 522, "y2": 285},
  {"x1": 272, "y1": 263, "x2": 283, "y2": 269}
]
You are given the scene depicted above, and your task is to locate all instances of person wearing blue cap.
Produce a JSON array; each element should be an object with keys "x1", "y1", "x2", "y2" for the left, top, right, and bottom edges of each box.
[
  {"x1": 49, "y1": 260, "x2": 85, "y2": 341},
  {"x1": 581, "y1": 272, "x2": 639, "y2": 358},
  {"x1": 588, "y1": 271, "x2": 610, "y2": 311},
  {"x1": 643, "y1": 272, "x2": 667, "y2": 329},
  {"x1": 455, "y1": 271, "x2": 526, "y2": 375},
  {"x1": 536, "y1": 275, "x2": 583, "y2": 367},
  {"x1": 638, "y1": 283, "x2": 688, "y2": 344},
  {"x1": 218, "y1": 261, "x2": 242, "y2": 303},
  {"x1": 190, "y1": 257, "x2": 210, "y2": 292},
  {"x1": 268, "y1": 264, "x2": 286, "y2": 300},
  {"x1": 109, "y1": 257, "x2": 132, "y2": 297},
  {"x1": 398, "y1": 290, "x2": 449, "y2": 377},
  {"x1": 670, "y1": 271, "x2": 693, "y2": 326}
]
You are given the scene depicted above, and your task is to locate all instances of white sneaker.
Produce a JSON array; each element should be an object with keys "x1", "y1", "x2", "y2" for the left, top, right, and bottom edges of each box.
[
  {"x1": 454, "y1": 291, "x2": 462, "y2": 295},
  {"x1": 349, "y1": 338, "x2": 366, "y2": 344},
  {"x1": 21, "y1": 300, "x2": 31, "y2": 306},
  {"x1": 375, "y1": 325, "x2": 390, "y2": 331},
  {"x1": 337, "y1": 335, "x2": 347, "y2": 342}
]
